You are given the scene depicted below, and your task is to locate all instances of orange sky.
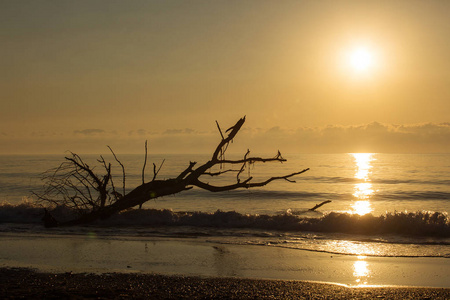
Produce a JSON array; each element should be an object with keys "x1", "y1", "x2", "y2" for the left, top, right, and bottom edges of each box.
[{"x1": 1, "y1": 1, "x2": 449, "y2": 154}]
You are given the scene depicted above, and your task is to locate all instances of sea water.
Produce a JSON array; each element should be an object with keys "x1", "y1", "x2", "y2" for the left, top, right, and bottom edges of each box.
[{"x1": 0, "y1": 153, "x2": 449, "y2": 260}]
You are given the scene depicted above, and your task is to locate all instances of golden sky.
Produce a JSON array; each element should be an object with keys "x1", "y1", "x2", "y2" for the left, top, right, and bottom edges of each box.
[{"x1": 1, "y1": 1, "x2": 449, "y2": 154}]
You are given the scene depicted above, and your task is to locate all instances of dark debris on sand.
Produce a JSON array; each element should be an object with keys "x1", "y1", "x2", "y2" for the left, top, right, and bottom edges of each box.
[{"x1": 1, "y1": 267, "x2": 449, "y2": 299}]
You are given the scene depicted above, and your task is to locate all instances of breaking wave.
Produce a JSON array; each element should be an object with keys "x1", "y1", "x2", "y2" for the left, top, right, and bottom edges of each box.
[{"x1": 1, "y1": 201, "x2": 448, "y2": 238}]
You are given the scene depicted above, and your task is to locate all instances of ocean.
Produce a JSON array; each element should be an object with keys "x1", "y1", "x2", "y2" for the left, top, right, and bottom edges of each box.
[{"x1": 0, "y1": 153, "x2": 449, "y2": 260}]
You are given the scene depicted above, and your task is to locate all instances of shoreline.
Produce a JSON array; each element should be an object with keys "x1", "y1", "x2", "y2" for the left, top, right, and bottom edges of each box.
[
  {"x1": 1, "y1": 267, "x2": 449, "y2": 299},
  {"x1": 1, "y1": 233, "x2": 450, "y2": 288}
]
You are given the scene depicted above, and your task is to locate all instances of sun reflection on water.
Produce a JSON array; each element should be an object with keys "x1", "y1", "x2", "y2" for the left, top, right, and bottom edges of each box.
[
  {"x1": 352, "y1": 199, "x2": 372, "y2": 215},
  {"x1": 326, "y1": 240, "x2": 380, "y2": 256},
  {"x1": 353, "y1": 153, "x2": 373, "y2": 180},
  {"x1": 351, "y1": 153, "x2": 375, "y2": 215}
]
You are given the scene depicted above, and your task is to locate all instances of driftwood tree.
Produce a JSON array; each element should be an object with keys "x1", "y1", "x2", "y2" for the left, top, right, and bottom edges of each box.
[{"x1": 35, "y1": 117, "x2": 309, "y2": 227}]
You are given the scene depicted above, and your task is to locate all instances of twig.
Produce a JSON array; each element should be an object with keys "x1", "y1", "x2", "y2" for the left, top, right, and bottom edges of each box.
[
  {"x1": 236, "y1": 149, "x2": 250, "y2": 183},
  {"x1": 152, "y1": 159, "x2": 165, "y2": 181},
  {"x1": 108, "y1": 146, "x2": 126, "y2": 197},
  {"x1": 309, "y1": 200, "x2": 332, "y2": 211},
  {"x1": 142, "y1": 140, "x2": 148, "y2": 184},
  {"x1": 215, "y1": 120, "x2": 225, "y2": 140},
  {"x1": 192, "y1": 168, "x2": 310, "y2": 192}
]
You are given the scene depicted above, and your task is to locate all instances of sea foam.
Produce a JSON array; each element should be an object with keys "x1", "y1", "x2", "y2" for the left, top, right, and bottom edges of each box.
[{"x1": 1, "y1": 201, "x2": 448, "y2": 238}]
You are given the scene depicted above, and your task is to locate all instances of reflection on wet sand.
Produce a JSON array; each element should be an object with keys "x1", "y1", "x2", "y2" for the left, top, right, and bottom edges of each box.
[{"x1": 353, "y1": 256, "x2": 370, "y2": 286}]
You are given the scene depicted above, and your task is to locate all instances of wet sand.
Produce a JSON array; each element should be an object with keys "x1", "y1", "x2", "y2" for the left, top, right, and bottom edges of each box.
[
  {"x1": 1, "y1": 267, "x2": 449, "y2": 299},
  {"x1": 2, "y1": 234, "x2": 450, "y2": 288}
]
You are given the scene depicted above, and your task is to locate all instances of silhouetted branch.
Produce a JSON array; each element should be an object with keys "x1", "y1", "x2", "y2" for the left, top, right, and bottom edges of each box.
[
  {"x1": 215, "y1": 120, "x2": 225, "y2": 140},
  {"x1": 203, "y1": 169, "x2": 239, "y2": 176},
  {"x1": 176, "y1": 161, "x2": 196, "y2": 181},
  {"x1": 236, "y1": 149, "x2": 250, "y2": 183},
  {"x1": 152, "y1": 159, "x2": 165, "y2": 181},
  {"x1": 36, "y1": 116, "x2": 309, "y2": 227},
  {"x1": 217, "y1": 156, "x2": 287, "y2": 165},
  {"x1": 108, "y1": 146, "x2": 125, "y2": 196},
  {"x1": 192, "y1": 168, "x2": 310, "y2": 192},
  {"x1": 309, "y1": 200, "x2": 332, "y2": 211},
  {"x1": 212, "y1": 116, "x2": 245, "y2": 162},
  {"x1": 142, "y1": 140, "x2": 148, "y2": 184}
]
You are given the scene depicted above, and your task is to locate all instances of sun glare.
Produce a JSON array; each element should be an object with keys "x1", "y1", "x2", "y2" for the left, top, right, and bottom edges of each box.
[{"x1": 348, "y1": 47, "x2": 375, "y2": 73}]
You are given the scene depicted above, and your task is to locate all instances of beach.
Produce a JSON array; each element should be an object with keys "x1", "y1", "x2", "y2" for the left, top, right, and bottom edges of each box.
[
  {"x1": 1, "y1": 153, "x2": 449, "y2": 298},
  {"x1": 1, "y1": 234, "x2": 449, "y2": 287},
  {"x1": 1, "y1": 233, "x2": 449, "y2": 299},
  {"x1": 1, "y1": 267, "x2": 449, "y2": 299}
]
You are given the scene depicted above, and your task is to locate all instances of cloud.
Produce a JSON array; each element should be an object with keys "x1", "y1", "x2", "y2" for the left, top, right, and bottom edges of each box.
[
  {"x1": 163, "y1": 128, "x2": 196, "y2": 135},
  {"x1": 1, "y1": 122, "x2": 450, "y2": 154},
  {"x1": 222, "y1": 122, "x2": 450, "y2": 154},
  {"x1": 163, "y1": 129, "x2": 183, "y2": 135},
  {"x1": 31, "y1": 131, "x2": 60, "y2": 137},
  {"x1": 73, "y1": 129, "x2": 106, "y2": 136},
  {"x1": 128, "y1": 129, "x2": 151, "y2": 136},
  {"x1": 289, "y1": 122, "x2": 450, "y2": 153}
]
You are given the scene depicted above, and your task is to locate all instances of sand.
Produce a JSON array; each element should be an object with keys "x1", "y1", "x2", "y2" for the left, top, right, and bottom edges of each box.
[
  {"x1": 1, "y1": 267, "x2": 449, "y2": 299},
  {"x1": 1, "y1": 233, "x2": 449, "y2": 298},
  {"x1": 1, "y1": 233, "x2": 449, "y2": 288}
]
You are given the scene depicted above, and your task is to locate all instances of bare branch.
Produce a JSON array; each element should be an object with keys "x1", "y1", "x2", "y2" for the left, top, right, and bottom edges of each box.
[
  {"x1": 236, "y1": 149, "x2": 250, "y2": 183},
  {"x1": 215, "y1": 120, "x2": 225, "y2": 140},
  {"x1": 192, "y1": 177, "x2": 253, "y2": 192},
  {"x1": 177, "y1": 161, "x2": 197, "y2": 181},
  {"x1": 309, "y1": 200, "x2": 332, "y2": 211},
  {"x1": 142, "y1": 140, "x2": 148, "y2": 184},
  {"x1": 108, "y1": 146, "x2": 126, "y2": 196},
  {"x1": 192, "y1": 168, "x2": 310, "y2": 192},
  {"x1": 37, "y1": 116, "x2": 310, "y2": 227},
  {"x1": 215, "y1": 120, "x2": 226, "y2": 168},
  {"x1": 153, "y1": 159, "x2": 165, "y2": 181},
  {"x1": 212, "y1": 116, "x2": 246, "y2": 161},
  {"x1": 216, "y1": 156, "x2": 287, "y2": 165},
  {"x1": 203, "y1": 169, "x2": 239, "y2": 176},
  {"x1": 65, "y1": 154, "x2": 103, "y2": 188}
]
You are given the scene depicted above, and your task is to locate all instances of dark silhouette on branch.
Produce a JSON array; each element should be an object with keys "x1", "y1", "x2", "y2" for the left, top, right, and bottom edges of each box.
[{"x1": 34, "y1": 117, "x2": 309, "y2": 227}]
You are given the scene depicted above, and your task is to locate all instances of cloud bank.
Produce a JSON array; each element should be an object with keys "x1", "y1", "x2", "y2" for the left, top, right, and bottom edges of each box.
[
  {"x1": 264, "y1": 122, "x2": 450, "y2": 154},
  {"x1": 1, "y1": 122, "x2": 450, "y2": 154}
]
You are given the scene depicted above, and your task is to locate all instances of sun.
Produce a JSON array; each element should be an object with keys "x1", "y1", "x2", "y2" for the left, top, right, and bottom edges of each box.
[
  {"x1": 336, "y1": 42, "x2": 384, "y2": 79},
  {"x1": 348, "y1": 47, "x2": 375, "y2": 73}
]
